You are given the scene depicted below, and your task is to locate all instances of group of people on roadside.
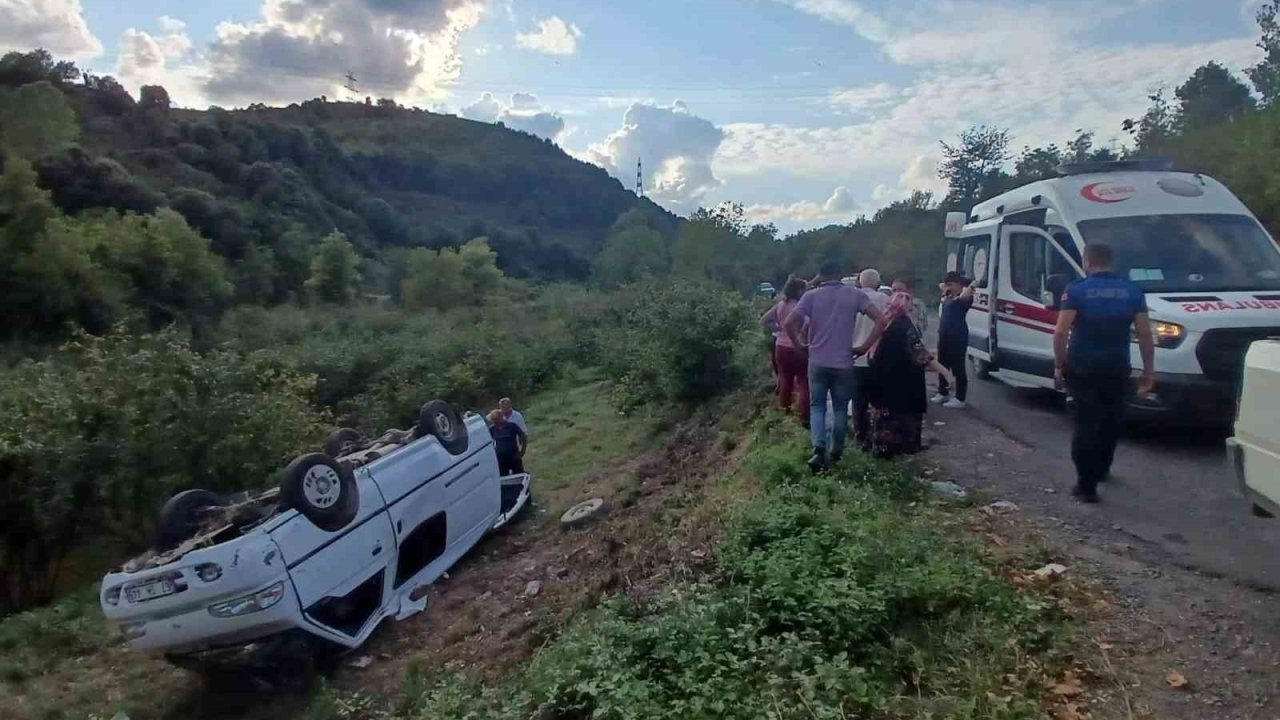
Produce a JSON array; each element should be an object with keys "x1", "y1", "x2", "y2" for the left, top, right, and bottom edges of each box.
[
  {"x1": 761, "y1": 260, "x2": 972, "y2": 472},
  {"x1": 486, "y1": 397, "x2": 529, "y2": 476},
  {"x1": 762, "y1": 242, "x2": 1154, "y2": 504}
]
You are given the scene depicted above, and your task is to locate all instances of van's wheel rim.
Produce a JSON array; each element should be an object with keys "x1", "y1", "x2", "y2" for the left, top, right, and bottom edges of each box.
[
  {"x1": 434, "y1": 412, "x2": 454, "y2": 439},
  {"x1": 303, "y1": 466, "x2": 342, "y2": 508}
]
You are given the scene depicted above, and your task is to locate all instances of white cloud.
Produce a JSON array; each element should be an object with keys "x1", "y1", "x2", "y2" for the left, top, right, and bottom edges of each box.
[
  {"x1": 204, "y1": 0, "x2": 485, "y2": 106},
  {"x1": 587, "y1": 101, "x2": 725, "y2": 213},
  {"x1": 772, "y1": 0, "x2": 890, "y2": 43},
  {"x1": 515, "y1": 16, "x2": 582, "y2": 55},
  {"x1": 0, "y1": 0, "x2": 101, "y2": 58},
  {"x1": 717, "y1": 36, "x2": 1260, "y2": 189},
  {"x1": 745, "y1": 186, "x2": 864, "y2": 226},
  {"x1": 158, "y1": 16, "x2": 187, "y2": 33},
  {"x1": 830, "y1": 82, "x2": 898, "y2": 112},
  {"x1": 116, "y1": 21, "x2": 204, "y2": 106},
  {"x1": 460, "y1": 91, "x2": 566, "y2": 140}
]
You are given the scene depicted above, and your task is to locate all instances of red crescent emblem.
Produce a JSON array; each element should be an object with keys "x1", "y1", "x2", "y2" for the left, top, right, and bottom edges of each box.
[{"x1": 1081, "y1": 182, "x2": 1136, "y2": 203}]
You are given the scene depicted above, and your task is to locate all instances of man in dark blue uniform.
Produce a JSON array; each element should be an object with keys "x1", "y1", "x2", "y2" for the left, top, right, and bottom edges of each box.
[{"x1": 1053, "y1": 243, "x2": 1155, "y2": 503}]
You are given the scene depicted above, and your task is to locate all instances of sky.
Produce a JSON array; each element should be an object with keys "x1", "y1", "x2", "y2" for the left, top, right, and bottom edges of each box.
[{"x1": 0, "y1": 0, "x2": 1269, "y2": 233}]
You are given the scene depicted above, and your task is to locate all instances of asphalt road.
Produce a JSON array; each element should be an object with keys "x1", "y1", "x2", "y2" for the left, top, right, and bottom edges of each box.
[{"x1": 949, "y1": 372, "x2": 1280, "y2": 591}]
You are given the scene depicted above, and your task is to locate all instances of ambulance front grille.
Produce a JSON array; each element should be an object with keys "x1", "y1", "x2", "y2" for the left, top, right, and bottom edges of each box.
[{"x1": 1196, "y1": 328, "x2": 1280, "y2": 381}]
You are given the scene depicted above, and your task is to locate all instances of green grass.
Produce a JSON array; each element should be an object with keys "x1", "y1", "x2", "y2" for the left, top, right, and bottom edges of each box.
[
  {"x1": 520, "y1": 368, "x2": 664, "y2": 497},
  {"x1": 317, "y1": 411, "x2": 1068, "y2": 720},
  {"x1": 0, "y1": 588, "x2": 110, "y2": 686}
]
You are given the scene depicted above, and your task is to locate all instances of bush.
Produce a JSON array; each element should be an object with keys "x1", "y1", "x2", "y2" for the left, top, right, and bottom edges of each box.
[
  {"x1": 0, "y1": 329, "x2": 322, "y2": 613},
  {"x1": 590, "y1": 281, "x2": 750, "y2": 409}
]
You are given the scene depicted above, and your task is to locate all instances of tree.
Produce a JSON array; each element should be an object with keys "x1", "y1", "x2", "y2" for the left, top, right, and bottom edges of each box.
[
  {"x1": 1014, "y1": 144, "x2": 1062, "y2": 184},
  {"x1": 1175, "y1": 62, "x2": 1256, "y2": 132},
  {"x1": 0, "y1": 81, "x2": 79, "y2": 159},
  {"x1": 400, "y1": 246, "x2": 467, "y2": 311},
  {"x1": 458, "y1": 238, "x2": 502, "y2": 296},
  {"x1": 1122, "y1": 89, "x2": 1178, "y2": 156},
  {"x1": 592, "y1": 224, "x2": 671, "y2": 288},
  {"x1": 0, "y1": 50, "x2": 79, "y2": 87},
  {"x1": 305, "y1": 231, "x2": 361, "y2": 303},
  {"x1": 1248, "y1": 1, "x2": 1280, "y2": 106},
  {"x1": 939, "y1": 126, "x2": 1012, "y2": 208},
  {"x1": 139, "y1": 84, "x2": 172, "y2": 110},
  {"x1": 35, "y1": 148, "x2": 163, "y2": 215}
]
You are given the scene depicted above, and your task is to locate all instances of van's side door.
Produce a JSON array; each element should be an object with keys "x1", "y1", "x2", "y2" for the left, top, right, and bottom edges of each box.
[
  {"x1": 955, "y1": 222, "x2": 998, "y2": 360},
  {"x1": 995, "y1": 225, "x2": 1084, "y2": 385}
]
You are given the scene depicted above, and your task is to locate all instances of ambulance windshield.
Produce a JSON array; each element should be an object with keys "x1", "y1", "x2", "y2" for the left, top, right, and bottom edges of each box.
[{"x1": 1077, "y1": 214, "x2": 1280, "y2": 292}]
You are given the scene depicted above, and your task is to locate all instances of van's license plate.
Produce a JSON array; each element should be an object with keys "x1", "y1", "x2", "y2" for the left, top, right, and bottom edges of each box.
[{"x1": 126, "y1": 578, "x2": 176, "y2": 603}]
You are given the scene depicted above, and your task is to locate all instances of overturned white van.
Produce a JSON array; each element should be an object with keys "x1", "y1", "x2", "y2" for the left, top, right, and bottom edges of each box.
[{"x1": 944, "y1": 159, "x2": 1280, "y2": 424}]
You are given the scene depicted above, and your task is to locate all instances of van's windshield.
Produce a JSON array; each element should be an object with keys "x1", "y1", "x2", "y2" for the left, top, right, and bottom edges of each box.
[{"x1": 1077, "y1": 214, "x2": 1280, "y2": 292}]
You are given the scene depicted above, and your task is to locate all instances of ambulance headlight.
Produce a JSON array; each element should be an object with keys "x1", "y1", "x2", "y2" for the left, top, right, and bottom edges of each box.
[
  {"x1": 1151, "y1": 320, "x2": 1186, "y2": 349},
  {"x1": 1136, "y1": 320, "x2": 1185, "y2": 349}
]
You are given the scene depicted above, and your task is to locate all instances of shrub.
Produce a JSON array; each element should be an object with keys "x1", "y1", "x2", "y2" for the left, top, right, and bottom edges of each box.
[
  {"x1": 0, "y1": 329, "x2": 322, "y2": 613},
  {"x1": 591, "y1": 280, "x2": 750, "y2": 409}
]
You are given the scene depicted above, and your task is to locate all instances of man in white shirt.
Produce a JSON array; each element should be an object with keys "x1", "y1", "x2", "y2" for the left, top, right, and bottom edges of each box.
[
  {"x1": 851, "y1": 268, "x2": 889, "y2": 452},
  {"x1": 499, "y1": 397, "x2": 528, "y2": 435}
]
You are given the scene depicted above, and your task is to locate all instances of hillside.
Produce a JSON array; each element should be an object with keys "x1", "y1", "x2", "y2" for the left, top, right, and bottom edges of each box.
[{"x1": 4, "y1": 53, "x2": 675, "y2": 302}]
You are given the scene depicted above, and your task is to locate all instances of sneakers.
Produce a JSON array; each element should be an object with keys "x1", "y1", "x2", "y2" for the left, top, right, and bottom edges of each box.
[
  {"x1": 807, "y1": 449, "x2": 828, "y2": 475},
  {"x1": 930, "y1": 393, "x2": 948, "y2": 404},
  {"x1": 942, "y1": 398, "x2": 966, "y2": 409}
]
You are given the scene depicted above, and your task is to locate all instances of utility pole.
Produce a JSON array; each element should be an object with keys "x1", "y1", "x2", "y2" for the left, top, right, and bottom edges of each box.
[
  {"x1": 343, "y1": 71, "x2": 359, "y2": 100},
  {"x1": 635, "y1": 157, "x2": 644, "y2": 197}
]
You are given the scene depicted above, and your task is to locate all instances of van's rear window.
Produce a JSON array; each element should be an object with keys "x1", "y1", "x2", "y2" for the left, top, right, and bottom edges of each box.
[{"x1": 1077, "y1": 214, "x2": 1280, "y2": 293}]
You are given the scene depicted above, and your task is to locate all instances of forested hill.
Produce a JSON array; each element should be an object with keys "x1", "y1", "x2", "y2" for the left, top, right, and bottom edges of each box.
[{"x1": 4, "y1": 51, "x2": 674, "y2": 298}]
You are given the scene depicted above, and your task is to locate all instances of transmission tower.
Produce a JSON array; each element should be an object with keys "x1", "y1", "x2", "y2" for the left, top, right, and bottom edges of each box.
[
  {"x1": 343, "y1": 71, "x2": 359, "y2": 98},
  {"x1": 635, "y1": 158, "x2": 644, "y2": 197}
]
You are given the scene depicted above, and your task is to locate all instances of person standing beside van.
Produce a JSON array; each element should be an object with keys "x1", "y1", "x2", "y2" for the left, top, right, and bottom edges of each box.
[
  {"x1": 932, "y1": 272, "x2": 973, "y2": 408},
  {"x1": 1053, "y1": 243, "x2": 1155, "y2": 504},
  {"x1": 488, "y1": 409, "x2": 527, "y2": 477},
  {"x1": 851, "y1": 268, "x2": 889, "y2": 452},
  {"x1": 785, "y1": 259, "x2": 885, "y2": 473},
  {"x1": 761, "y1": 277, "x2": 810, "y2": 426}
]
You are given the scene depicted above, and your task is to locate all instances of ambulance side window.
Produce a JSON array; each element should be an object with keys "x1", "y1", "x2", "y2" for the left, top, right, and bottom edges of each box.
[
  {"x1": 1010, "y1": 233, "x2": 1049, "y2": 301},
  {"x1": 959, "y1": 235, "x2": 990, "y2": 289}
]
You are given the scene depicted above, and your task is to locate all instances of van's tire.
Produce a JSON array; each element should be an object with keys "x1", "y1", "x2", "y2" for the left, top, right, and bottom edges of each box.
[
  {"x1": 156, "y1": 489, "x2": 222, "y2": 550},
  {"x1": 280, "y1": 453, "x2": 360, "y2": 532},
  {"x1": 971, "y1": 354, "x2": 992, "y2": 380},
  {"x1": 324, "y1": 427, "x2": 365, "y2": 458},
  {"x1": 415, "y1": 400, "x2": 469, "y2": 455}
]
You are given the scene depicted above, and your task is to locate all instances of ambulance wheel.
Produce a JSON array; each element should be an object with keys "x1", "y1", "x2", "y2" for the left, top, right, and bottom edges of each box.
[
  {"x1": 156, "y1": 489, "x2": 221, "y2": 550},
  {"x1": 280, "y1": 453, "x2": 359, "y2": 532},
  {"x1": 323, "y1": 427, "x2": 365, "y2": 458},
  {"x1": 415, "y1": 400, "x2": 469, "y2": 455},
  {"x1": 971, "y1": 355, "x2": 991, "y2": 380}
]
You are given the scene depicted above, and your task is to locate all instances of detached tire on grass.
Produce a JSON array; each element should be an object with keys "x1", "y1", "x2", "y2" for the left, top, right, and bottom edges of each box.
[
  {"x1": 156, "y1": 489, "x2": 222, "y2": 550},
  {"x1": 415, "y1": 400, "x2": 469, "y2": 455},
  {"x1": 280, "y1": 453, "x2": 359, "y2": 532},
  {"x1": 560, "y1": 498, "x2": 606, "y2": 529}
]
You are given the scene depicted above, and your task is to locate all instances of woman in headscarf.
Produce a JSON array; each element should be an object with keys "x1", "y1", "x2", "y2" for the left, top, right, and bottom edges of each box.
[{"x1": 867, "y1": 292, "x2": 955, "y2": 458}]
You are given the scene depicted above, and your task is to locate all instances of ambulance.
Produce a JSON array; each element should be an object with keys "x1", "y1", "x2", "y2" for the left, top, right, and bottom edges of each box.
[{"x1": 943, "y1": 159, "x2": 1280, "y2": 424}]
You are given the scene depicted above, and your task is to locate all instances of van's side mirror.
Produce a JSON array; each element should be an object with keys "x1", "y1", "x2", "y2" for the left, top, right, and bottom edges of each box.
[{"x1": 1044, "y1": 274, "x2": 1070, "y2": 310}]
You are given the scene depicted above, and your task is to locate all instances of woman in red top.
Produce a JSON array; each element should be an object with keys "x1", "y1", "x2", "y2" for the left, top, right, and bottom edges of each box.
[{"x1": 761, "y1": 276, "x2": 810, "y2": 426}]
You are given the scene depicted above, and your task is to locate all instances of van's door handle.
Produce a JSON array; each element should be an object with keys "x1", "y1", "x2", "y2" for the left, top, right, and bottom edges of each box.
[{"x1": 372, "y1": 543, "x2": 383, "y2": 556}]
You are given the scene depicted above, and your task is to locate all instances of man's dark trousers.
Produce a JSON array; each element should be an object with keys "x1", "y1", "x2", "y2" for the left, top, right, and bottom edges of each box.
[{"x1": 1066, "y1": 371, "x2": 1129, "y2": 495}]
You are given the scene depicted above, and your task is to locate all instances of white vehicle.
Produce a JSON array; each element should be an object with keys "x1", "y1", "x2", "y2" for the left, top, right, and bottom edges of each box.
[
  {"x1": 99, "y1": 400, "x2": 531, "y2": 667},
  {"x1": 944, "y1": 159, "x2": 1280, "y2": 424},
  {"x1": 1227, "y1": 339, "x2": 1280, "y2": 517}
]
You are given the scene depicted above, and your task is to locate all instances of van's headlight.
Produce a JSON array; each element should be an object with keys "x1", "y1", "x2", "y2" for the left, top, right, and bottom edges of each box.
[
  {"x1": 208, "y1": 582, "x2": 285, "y2": 618},
  {"x1": 1136, "y1": 320, "x2": 1185, "y2": 349}
]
